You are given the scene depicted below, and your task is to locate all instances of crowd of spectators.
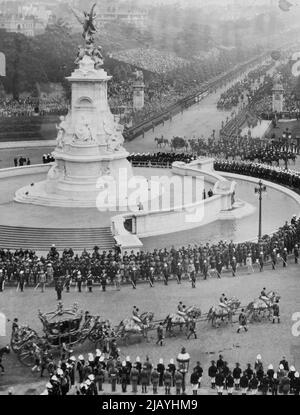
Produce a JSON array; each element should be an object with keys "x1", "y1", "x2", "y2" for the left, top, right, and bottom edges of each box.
[
  {"x1": 217, "y1": 64, "x2": 273, "y2": 111},
  {"x1": 112, "y1": 49, "x2": 189, "y2": 75},
  {"x1": 108, "y1": 54, "x2": 267, "y2": 129},
  {"x1": 13, "y1": 155, "x2": 31, "y2": 167},
  {"x1": 129, "y1": 142, "x2": 298, "y2": 168},
  {"x1": 0, "y1": 150, "x2": 298, "y2": 294},
  {"x1": 128, "y1": 152, "x2": 195, "y2": 166},
  {"x1": 0, "y1": 97, "x2": 68, "y2": 118}
]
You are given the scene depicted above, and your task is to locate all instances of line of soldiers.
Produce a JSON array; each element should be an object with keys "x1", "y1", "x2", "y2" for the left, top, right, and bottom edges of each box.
[
  {"x1": 215, "y1": 159, "x2": 300, "y2": 189},
  {"x1": 207, "y1": 354, "x2": 300, "y2": 395},
  {"x1": 128, "y1": 152, "x2": 195, "y2": 167},
  {"x1": 41, "y1": 350, "x2": 189, "y2": 396},
  {"x1": 0, "y1": 213, "x2": 299, "y2": 294},
  {"x1": 130, "y1": 142, "x2": 298, "y2": 167}
]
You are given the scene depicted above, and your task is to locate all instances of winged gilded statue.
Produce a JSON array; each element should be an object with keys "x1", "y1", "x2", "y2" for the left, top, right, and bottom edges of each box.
[{"x1": 72, "y1": 3, "x2": 97, "y2": 44}]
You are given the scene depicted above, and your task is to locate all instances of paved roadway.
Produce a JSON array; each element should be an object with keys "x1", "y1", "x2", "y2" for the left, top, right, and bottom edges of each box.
[{"x1": 0, "y1": 262, "x2": 300, "y2": 394}]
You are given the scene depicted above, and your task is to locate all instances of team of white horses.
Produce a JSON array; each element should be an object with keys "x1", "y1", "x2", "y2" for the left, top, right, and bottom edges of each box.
[{"x1": 115, "y1": 291, "x2": 281, "y2": 341}]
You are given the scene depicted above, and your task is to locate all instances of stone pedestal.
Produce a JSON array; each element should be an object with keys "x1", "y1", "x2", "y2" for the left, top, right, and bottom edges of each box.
[
  {"x1": 133, "y1": 81, "x2": 145, "y2": 110},
  {"x1": 272, "y1": 79, "x2": 284, "y2": 113},
  {"x1": 15, "y1": 55, "x2": 133, "y2": 208}
]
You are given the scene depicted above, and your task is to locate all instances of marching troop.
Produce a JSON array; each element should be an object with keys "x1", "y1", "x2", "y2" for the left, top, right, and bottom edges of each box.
[{"x1": 0, "y1": 210, "x2": 299, "y2": 295}]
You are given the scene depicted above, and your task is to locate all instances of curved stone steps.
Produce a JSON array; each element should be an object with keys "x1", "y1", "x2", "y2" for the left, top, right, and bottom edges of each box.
[{"x1": 0, "y1": 225, "x2": 115, "y2": 252}]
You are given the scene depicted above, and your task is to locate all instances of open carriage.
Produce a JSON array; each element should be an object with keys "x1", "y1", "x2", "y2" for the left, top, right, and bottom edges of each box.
[{"x1": 11, "y1": 303, "x2": 103, "y2": 367}]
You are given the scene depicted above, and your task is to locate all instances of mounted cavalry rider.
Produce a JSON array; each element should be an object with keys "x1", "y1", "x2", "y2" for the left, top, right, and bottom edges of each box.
[
  {"x1": 177, "y1": 302, "x2": 184, "y2": 312},
  {"x1": 132, "y1": 306, "x2": 141, "y2": 323},
  {"x1": 260, "y1": 287, "x2": 269, "y2": 303},
  {"x1": 177, "y1": 305, "x2": 186, "y2": 319},
  {"x1": 219, "y1": 294, "x2": 228, "y2": 310},
  {"x1": 132, "y1": 306, "x2": 139, "y2": 318}
]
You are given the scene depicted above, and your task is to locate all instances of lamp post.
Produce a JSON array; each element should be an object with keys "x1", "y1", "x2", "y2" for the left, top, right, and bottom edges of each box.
[
  {"x1": 177, "y1": 348, "x2": 190, "y2": 395},
  {"x1": 254, "y1": 180, "x2": 267, "y2": 241}
]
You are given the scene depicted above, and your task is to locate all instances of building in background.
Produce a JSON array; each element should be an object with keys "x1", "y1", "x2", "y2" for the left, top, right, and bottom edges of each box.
[
  {"x1": 0, "y1": 14, "x2": 46, "y2": 36},
  {"x1": 0, "y1": 0, "x2": 57, "y2": 36}
]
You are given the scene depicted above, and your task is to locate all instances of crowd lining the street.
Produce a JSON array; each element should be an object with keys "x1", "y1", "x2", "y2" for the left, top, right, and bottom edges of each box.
[
  {"x1": 0, "y1": 97, "x2": 68, "y2": 118},
  {"x1": 217, "y1": 64, "x2": 273, "y2": 111},
  {"x1": 112, "y1": 48, "x2": 189, "y2": 75}
]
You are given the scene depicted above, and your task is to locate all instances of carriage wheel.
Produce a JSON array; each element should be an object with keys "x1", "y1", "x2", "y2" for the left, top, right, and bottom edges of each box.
[{"x1": 18, "y1": 344, "x2": 36, "y2": 367}]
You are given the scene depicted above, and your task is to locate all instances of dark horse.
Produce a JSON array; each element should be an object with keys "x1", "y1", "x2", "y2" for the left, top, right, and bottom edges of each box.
[{"x1": 0, "y1": 345, "x2": 10, "y2": 373}]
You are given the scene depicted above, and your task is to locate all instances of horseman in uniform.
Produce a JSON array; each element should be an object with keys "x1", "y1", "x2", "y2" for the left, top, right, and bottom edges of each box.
[
  {"x1": 132, "y1": 306, "x2": 141, "y2": 323},
  {"x1": 219, "y1": 294, "x2": 228, "y2": 310},
  {"x1": 177, "y1": 302, "x2": 184, "y2": 312},
  {"x1": 260, "y1": 287, "x2": 269, "y2": 303},
  {"x1": 177, "y1": 304, "x2": 186, "y2": 319}
]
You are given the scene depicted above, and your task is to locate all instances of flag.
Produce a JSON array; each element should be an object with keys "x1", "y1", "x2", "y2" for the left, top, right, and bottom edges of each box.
[
  {"x1": 278, "y1": 0, "x2": 293, "y2": 11},
  {"x1": 0, "y1": 52, "x2": 5, "y2": 77}
]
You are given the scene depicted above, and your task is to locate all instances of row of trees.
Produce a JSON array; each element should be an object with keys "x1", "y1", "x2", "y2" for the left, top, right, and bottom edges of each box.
[
  {"x1": 0, "y1": 15, "x2": 269, "y2": 101},
  {"x1": 0, "y1": 21, "x2": 79, "y2": 100},
  {"x1": 0, "y1": 19, "x2": 157, "y2": 100}
]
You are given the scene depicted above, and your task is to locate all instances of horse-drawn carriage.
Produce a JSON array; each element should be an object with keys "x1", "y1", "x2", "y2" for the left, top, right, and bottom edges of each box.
[
  {"x1": 11, "y1": 303, "x2": 104, "y2": 366},
  {"x1": 170, "y1": 136, "x2": 189, "y2": 152}
]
